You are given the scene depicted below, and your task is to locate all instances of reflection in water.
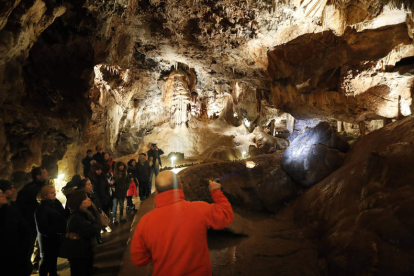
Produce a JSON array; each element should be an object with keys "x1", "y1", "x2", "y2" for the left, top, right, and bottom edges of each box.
[{"x1": 208, "y1": 230, "x2": 247, "y2": 275}]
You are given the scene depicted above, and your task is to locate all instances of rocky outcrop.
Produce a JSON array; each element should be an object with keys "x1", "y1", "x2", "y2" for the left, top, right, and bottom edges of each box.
[
  {"x1": 268, "y1": 23, "x2": 414, "y2": 122},
  {"x1": 281, "y1": 122, "x2": 349, "y2": 187},
  {"x1": 179, "y1": 153, "x2": 298, "y2": 212},
  {"x1": 1, "y1": 0, "x2": 414, "y2": 183},
  {"x1": 294, "y1": 116, "x2": 414, "y2": 276}
]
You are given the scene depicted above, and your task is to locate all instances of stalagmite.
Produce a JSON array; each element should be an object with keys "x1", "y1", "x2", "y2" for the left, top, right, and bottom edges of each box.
[
  {"x1": 337, "y1": 120, "x2": 343, "y2": 132},
  {"x1": 286, "y1": 113, "x2": 295, "y2": 134}
]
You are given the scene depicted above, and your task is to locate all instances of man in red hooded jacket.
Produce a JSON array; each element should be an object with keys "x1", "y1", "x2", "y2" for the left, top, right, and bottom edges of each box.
[{"x1": 130, "y1": 170, "x2": 234, "y2": 276}]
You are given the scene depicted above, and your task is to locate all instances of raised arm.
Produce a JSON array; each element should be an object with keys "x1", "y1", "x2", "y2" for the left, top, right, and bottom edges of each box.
[{"x1": 195, "y1": 180, "x2": 234, "y2": 229}]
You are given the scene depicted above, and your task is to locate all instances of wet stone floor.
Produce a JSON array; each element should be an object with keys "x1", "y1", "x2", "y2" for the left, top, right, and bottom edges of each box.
[{"x1": 208, "y1": 207, "x2": 320, "y2": 276}]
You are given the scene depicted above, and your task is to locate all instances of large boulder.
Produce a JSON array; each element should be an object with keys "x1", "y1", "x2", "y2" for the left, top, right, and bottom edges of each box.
[
  {"x1": 178, "y1": 153, "x2": 298, "y2": 212},
  {"x1": 281, "y1": 122, "x2": 349, "y2": 187},
  {"x1": 294, "y1": 116, "x2": 414, "y2": 276}
]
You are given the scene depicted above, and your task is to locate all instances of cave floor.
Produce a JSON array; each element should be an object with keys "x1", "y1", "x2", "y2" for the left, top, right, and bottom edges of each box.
[
  {"x1": 208, "y1": 207, "x2": 320, "y2": 276},
  {"x1": 120, "y1": 196, "x2": 320, "y2": 276}
]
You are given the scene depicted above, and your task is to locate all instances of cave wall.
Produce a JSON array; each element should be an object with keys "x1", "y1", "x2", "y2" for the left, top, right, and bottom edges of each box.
[{"x1": 1, "y1": 0, "x2": 414, "y2": 183}]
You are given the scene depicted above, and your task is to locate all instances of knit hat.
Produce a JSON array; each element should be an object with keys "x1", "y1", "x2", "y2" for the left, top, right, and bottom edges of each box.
[{"x1": 0, "y1": 179, "x2": 12, "y2": 191}]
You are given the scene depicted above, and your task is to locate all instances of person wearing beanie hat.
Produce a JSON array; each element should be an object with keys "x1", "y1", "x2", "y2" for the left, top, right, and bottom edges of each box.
[
  {"x1": 0, "y1": 179, "x2": 12, "y2": 191},
  {"x1": 64, "y1": 190, "x2": 100, "y2": 276},
  {"x1": 89, "y1": 163, "x2": 111, "y2": 218},
  {"x1": 0, "y1": 179, "x2": 17, "y2": 202}
]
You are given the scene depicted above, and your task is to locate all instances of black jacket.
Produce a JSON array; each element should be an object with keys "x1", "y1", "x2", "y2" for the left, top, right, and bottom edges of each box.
[
  {"x1": 147, "y1": 148, "x2": 164, "y2": 167},
  {"x1": 93, "y1": 152, "x2": 105, "y2": 165},
  {"x1": 16, "y1": 179, "x2": 47, "y2": 231},
  {"x1": 0, "y1": 202, "x2": 32, "y2": 275},
  {"x1": 89, "y1": 172, "x2": 111, "y2": 207},
  {"x1": 82, "y1": 156, "x2": 94, "y2": 177},
  {"x1": 135, "y1": 161, "x2": 151, "y2": 183},
  {"x1": 113, "y1": 162, "x2": 129, "y2": 199},
  {"x1": 35, "y1": 199, "x2": 68, "y2": 235},
  {"x1": 35, "y1": 199, "x2": 68, "y2": 254},
  {"x1": 65, "y1": 210, "x2": 101, "y2": 257},
  {"x1": 127, "y1": 164, "x2": 137, "y2": 178}
]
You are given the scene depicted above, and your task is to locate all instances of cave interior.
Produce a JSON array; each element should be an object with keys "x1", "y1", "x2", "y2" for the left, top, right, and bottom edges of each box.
[{"x1": 2, "y1": 0, "x2": 414, "y2": 275}]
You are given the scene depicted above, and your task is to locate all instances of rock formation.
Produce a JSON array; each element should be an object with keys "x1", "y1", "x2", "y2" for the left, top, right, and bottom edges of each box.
[
  {"x1": 294, "y1": 116, "x2": 414, "y2": 275},
  {"x1": 1, "y1": 0, "x2": 413, "y2": 181},
  {"x1": 281, "y1": 121, "x2": 349, "y2": 187},
  {"x1": 2, "y1": 1, "x2": 414, "y2": 273},
  {"x1": 179, "y1": 153, "x2": 297, "y2": 212}
]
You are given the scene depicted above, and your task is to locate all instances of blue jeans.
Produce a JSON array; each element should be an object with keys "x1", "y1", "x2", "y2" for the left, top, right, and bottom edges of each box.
[
  {"x1": 149, "y1": 166, "x2": 160, "y2": 186},
  {"x1": 112, "y1": 197, "x2": 125, "y2": 221}
]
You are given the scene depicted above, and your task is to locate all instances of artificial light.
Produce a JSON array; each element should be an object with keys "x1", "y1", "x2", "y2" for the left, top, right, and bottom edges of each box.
[
  {"x1": 58, "y1": 173, "x2": 65, "y2": 180},
  {"x1": 171, "y1": 155, "x2": 177, "y2": 167},
  {"x1": 246, "y1": 161, "x2": 256, "y2": 168}
]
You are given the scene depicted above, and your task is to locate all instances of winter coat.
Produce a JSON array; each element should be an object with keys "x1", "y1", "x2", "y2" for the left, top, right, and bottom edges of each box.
[
  {"x1": 130, "y1": 189, "x2": 234, "y2": 276},
  {"x1": 65, "y1": 210, "x2": 101, "y2": 258},
  {"x1": 93, "y1": 151, "x2": 105, "y2": 165},
  {"x1": 89, "y1": 172, "x2": 111, "y2": 207},
  {"x1": 147, "y1": 148, "x2": 164, "y2": 167},
  {"x1": 35, "y1": 199, "x2": 68, "y2": 255},
  {"x1": 0, "y1": 202, "x2": 32, "y2": 275},
  {"x1": 127, "y1": 181, "x2": 138, "y2": 197},
  {"x1": 82, "y1": 156, "x2": 94, "y2": 177},
  {"x1": 113, "y1": 162, "x2": 129, "y2": 199},
  {"x1": 135, "y1": 161, "x2": 151, "y2": 183},
  {"x1": 16, "y1": 179, "x2": 47, "y2": 232}
]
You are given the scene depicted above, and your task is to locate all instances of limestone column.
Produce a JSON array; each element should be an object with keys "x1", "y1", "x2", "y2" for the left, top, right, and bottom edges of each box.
[
  {"x1": 337, "y1": 121, "x2": 343, "y2": 132},
  {"x1": 286, "y1": 114, "x2": 295, "y2": 134}
]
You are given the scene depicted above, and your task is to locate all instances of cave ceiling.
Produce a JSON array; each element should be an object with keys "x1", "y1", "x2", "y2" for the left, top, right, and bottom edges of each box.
[{"x1": 1, "y1": 0, "x2": 414, "y2": 177}]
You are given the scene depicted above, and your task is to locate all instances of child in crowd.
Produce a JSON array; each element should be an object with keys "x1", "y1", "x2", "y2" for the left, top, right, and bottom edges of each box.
[{"x1": 126, "y1": 174, "x2": 137, "y2": 212}]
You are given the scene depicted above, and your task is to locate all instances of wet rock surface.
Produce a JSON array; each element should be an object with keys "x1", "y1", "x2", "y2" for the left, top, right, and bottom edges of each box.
[
  {"x1": 179, "y1": 153, "x2": 298, "y2": 212},
  {"x1": 294, "y1": 116, "x2": 414, "y2": 276},
  {"x1": 281, "y1": 122, "x2": 349, "y2": 187}
]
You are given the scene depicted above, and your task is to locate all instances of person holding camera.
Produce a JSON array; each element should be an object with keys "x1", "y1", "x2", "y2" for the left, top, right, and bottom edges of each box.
[
  {"x1": 130, "y1": 171, "x2": 234, "y2": 276},
  {"x1": 147, "y1": 143, "x2": 164, "y2": 184}
]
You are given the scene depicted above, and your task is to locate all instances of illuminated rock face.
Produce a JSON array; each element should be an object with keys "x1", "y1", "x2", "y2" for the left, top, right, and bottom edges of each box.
[
  {"x1": 0, "y1": 0, "x2": 414, "y2": 181},
  {"x1": 294, "y1": 116, "x2": 414, "y2": 275},
  {"x1": 281, "y1": 122, "x2": 349, "y2": 187}
]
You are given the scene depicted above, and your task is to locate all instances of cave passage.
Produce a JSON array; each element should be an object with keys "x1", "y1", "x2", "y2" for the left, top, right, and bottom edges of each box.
[{"x1": 2, "y1": 0, "x2": 414, "y2": 275}]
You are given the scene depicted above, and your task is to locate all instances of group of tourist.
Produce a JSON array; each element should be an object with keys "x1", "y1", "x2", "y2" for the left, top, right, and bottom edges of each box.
[
  {"x1": 0, "y1": 142, "x2": 164, "y2": 276},
  {"x1": 0, "y1": 141, "x2": 235, "y2": 276}
]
